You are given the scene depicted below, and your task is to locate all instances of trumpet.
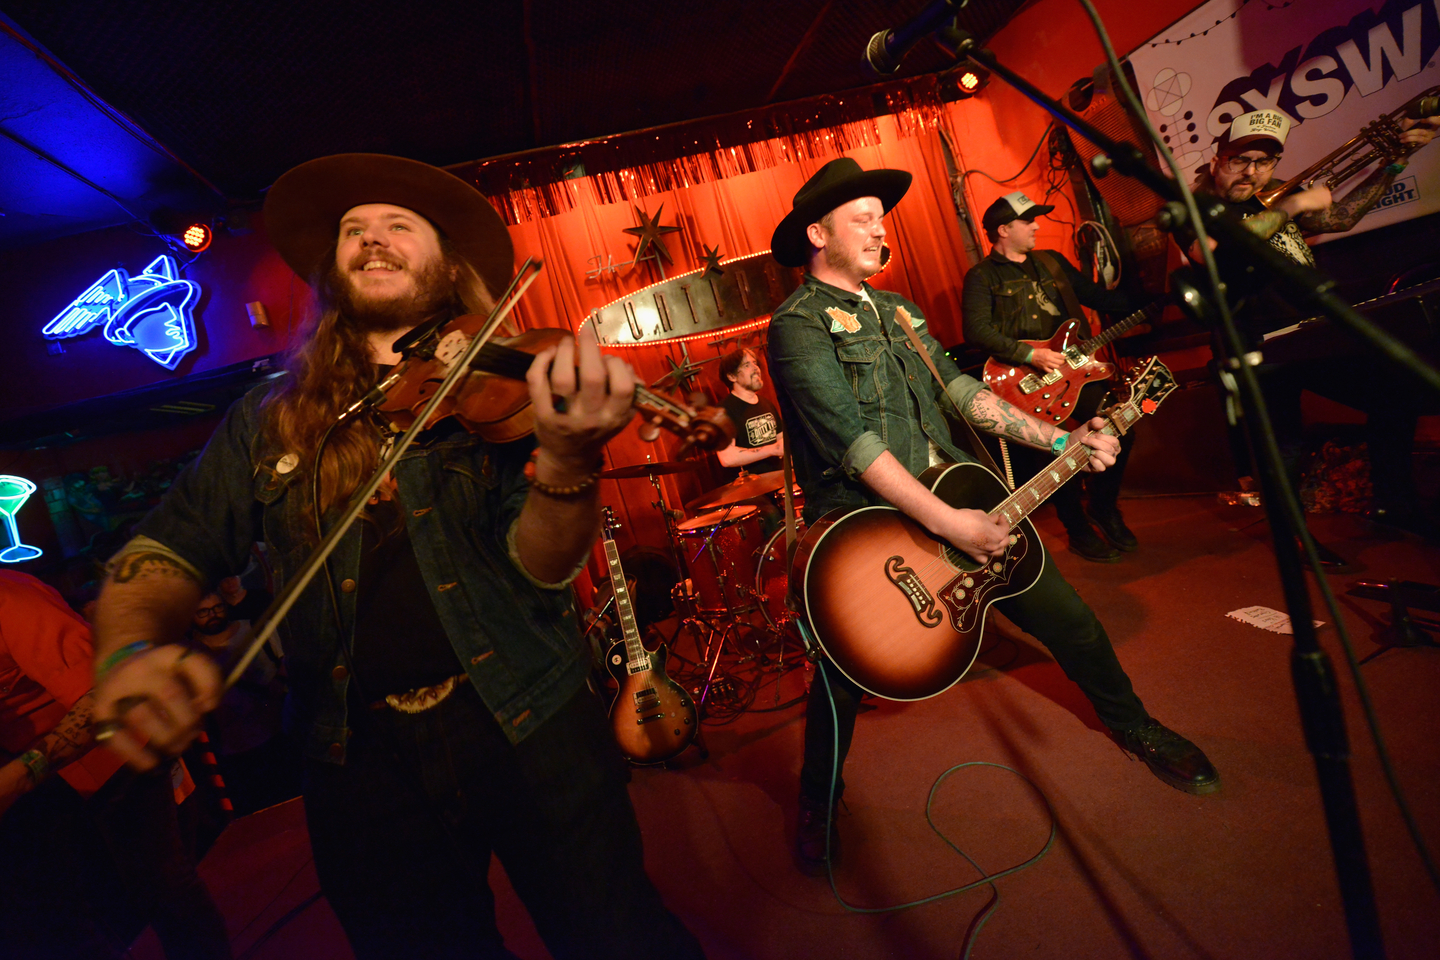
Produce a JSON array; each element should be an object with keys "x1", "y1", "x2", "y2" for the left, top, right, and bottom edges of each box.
[{"x1": 1256, "y1": 85, "x2": 1439, "y2": 208}]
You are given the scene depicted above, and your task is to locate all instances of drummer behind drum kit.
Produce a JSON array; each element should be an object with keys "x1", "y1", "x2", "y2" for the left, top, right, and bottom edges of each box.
[{"x1": 597, "y1": 458, "x2": 804, "y2": 715}]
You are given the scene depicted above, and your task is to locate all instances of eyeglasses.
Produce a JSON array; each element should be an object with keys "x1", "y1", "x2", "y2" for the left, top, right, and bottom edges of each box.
[{"x1": 1220, "y1": 154, "x2": 1280, "y2": 174}]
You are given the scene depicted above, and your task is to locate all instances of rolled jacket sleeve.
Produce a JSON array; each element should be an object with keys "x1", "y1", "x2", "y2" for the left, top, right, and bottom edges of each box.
[{"x1": 768, "y1": 309, "x2": 888, "y2": 480}]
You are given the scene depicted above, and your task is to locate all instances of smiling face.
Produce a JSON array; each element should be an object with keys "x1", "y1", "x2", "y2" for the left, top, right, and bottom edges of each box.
[
  {"x1": 807, "y1": 196, "x2": 887, "y2": 288},
  {"x1": 334, "y1": 203, "x2": 451, "y2": 309},
  {"x1": 728, "y1": 350, "x2": 763, "y2": 393}
]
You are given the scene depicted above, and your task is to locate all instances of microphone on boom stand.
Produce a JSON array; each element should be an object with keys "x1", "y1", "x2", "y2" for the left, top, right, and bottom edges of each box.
[{"x1": 862, "y1": 0, "x2": 965, "y2": 76}]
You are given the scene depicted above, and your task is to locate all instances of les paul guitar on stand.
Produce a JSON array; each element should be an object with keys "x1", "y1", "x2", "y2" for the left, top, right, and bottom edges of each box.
[
  {"x1": 599, "y1": 508, "x2": 698, "y2": 764},
  {"x1": 793, "y1": 357, "x2": 1176, "y2": 702},
  {"x1": 983, "y1": 301, "x2": 1163, "y2": 424}
]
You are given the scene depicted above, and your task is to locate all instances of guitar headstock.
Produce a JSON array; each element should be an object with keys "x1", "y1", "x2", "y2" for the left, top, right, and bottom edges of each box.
[
  {"x1": 1100, "y1": 357, "x2": 1177, "y2": 433},
  {"x1": 601, "y1": 505, "x2": 619, "y2": 541}
]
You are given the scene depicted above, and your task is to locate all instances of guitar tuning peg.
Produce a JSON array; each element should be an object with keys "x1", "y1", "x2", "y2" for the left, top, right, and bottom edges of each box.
[{"x1": 637, "y1": 419, "x2": 661, "y2": 442}]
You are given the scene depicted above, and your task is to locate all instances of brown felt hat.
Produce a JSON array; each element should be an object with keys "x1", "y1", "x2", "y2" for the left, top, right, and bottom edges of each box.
[
  {"x1": 770, "y1": 158, "x2": 911, "y2": 267},
  {"x1": 263, "y1": 153, "x2": 514, "y2": 295}
]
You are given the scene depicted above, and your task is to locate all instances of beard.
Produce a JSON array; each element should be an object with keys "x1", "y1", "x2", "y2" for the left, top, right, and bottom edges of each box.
[
  {"x1": 327, "y1": 252, "x2": 460, "y2": 337},
  {"x1": 193, "y1": 617, "x2": 230, "y2": 636},
  {"x1": 823, "y1": 240, "x2": 879, "y2": 280}
]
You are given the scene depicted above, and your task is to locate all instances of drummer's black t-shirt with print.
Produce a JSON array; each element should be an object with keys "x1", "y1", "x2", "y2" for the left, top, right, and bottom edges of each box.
[{"x1": 719, "y1": 393, "x2": 783, "y2": 481}]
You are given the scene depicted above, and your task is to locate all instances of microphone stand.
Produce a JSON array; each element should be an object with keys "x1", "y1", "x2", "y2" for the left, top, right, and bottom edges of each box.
[{"x1": 934, "y1": 23, "x2": 1440, "y2": 960}]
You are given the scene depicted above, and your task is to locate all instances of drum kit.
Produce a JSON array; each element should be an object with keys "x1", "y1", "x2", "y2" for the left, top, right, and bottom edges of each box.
[{"x1": 597, "y1": 457, "x2": 805, "y2": 712}]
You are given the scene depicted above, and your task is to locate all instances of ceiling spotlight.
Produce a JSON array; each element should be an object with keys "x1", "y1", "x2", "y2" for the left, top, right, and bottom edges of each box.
[
  {"x1": 958, "y1": 70, "x2": 982, "y2": 93},
  {"x1": 181, "y1": 222, "x2": 213, "y2": 253}
]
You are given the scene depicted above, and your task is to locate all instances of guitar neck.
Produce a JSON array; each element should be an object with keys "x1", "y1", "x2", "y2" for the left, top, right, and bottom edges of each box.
[
  {"x1": 1075, "y1": 302, "x2": 1159, "y2": 355},
  {"x1": 601, "y1": 537, "x2": 646, "y2": 667},
  {"x1": 989, "y1": 400, "x2": 1144, "y2": 530}
]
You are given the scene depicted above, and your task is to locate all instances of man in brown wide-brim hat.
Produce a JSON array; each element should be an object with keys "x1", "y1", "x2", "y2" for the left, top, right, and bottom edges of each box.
[
  {"x1": 89, "y1": 154, "x2": 705, "y2": 960},
  {"x1": 765, "y1": 157, "x2": 1221, "y2": 877}
]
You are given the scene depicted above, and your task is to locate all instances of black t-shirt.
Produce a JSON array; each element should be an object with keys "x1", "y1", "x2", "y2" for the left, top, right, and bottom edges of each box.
[
  {"x1": 720, "y1": 393, "x2": 783, "y2": 480},
  {"x1": 351, "y1": 496, "x2": 463, "y2": 699}
]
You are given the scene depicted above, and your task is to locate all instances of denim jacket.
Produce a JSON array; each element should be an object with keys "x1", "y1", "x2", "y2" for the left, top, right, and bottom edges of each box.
[
  {"x1": 767, "y1": 275, "x2": 986, "y2": 523},
  {"x1": 961, "y1": 248, "x2": 1133, "y2": 365},
  {"x1": 134, "y1": 384, "x2": 588, "y2": 765}
]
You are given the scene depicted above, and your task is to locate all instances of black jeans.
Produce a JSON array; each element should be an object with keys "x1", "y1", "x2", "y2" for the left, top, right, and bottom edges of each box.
[
  {"x1": 302, "y1": 682, "x2": 704, "y2": 960},
  {"x1": 800, "y1": 551, "x2": 1147, "y2": 804},
  {"x1": 1007, "y1": 380, "x2": 1136, "y2": 530}
]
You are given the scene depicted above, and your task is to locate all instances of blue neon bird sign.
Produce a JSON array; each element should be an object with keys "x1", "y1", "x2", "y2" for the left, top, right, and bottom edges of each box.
[{"x1": 42, "y1": 255, "x2": 201, "y2": 370}]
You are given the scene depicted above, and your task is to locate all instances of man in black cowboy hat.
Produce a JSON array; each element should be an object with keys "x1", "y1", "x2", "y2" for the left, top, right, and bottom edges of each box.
[
  {"x1": 766, "y1": 157, "x2": 1219, "y2": 875},
  {"x1": 962, "y1": 190, "x2": 1148, "y2": 562},
  {"x1": 88, "y1": 154, "x2": 705, "y2": 960}
]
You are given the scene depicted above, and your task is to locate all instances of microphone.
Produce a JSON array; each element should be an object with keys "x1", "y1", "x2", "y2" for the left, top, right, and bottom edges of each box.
[
  {"x1": 1405, "y1": 94, "x2": 1440, "y2": 119},
  {"x1": 863, "y1": 0, "x2": 963, "y2": 76}
]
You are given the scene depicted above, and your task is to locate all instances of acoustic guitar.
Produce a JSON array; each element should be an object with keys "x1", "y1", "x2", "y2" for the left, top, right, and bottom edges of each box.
[
  {"x1": 599, "y1": 508, "x2": 698, "y2": 764},
  {"x1": 793, "y1": 358, "x2": 1176, "y2": 701},
  {"x1": 982, "y1": 301, "x2": 1163, "y2": 424}
]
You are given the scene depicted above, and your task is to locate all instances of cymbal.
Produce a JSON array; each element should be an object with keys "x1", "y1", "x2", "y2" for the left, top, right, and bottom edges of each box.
[
  {"x1": 600, "y1": 460, "x2": 696, "y2": 479},
  {"x1": 685, "y1": 470, "x2": 785, "y2": 511}
]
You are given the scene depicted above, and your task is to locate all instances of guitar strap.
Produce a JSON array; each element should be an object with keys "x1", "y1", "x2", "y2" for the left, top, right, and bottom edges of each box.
[
  {"x1": 1032, "y1": 250, "x2": 1087, "y2": 334},
  {"x1": 890, "y1": 306, "x2": 1003, "y2": 477}
]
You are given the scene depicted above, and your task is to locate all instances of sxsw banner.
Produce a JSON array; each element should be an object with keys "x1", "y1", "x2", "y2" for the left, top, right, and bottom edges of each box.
[{"x1": 1129, "y1": 0, "x2": 1440, "y2": 241}]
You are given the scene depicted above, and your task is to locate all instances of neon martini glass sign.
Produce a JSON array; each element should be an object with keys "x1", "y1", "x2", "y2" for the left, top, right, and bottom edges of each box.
[
  {"x1": 0, "y1": 475, "x2": 42, "y2": 563},
  {"x1": 42, "y1": 254, "x2": 201, "y2": 369}
]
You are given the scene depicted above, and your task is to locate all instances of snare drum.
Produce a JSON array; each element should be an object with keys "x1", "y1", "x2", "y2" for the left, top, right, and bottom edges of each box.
[{"x1": 675, "y1": 504, "x2": 763, "y2": 612}]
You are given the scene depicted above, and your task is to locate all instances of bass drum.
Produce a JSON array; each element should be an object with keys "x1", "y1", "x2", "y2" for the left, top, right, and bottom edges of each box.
[
  {"x1": 754, "y1": 525, "x2": 804, "y2": 629},
  {"x1": 616, "y1": 546, "x2": 681, "y2": 632}
]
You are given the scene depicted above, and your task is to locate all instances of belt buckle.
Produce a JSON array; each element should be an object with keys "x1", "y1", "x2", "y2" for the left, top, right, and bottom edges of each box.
[{"x1": 383, "y1": 674, "x2": 466, "y2": 714}]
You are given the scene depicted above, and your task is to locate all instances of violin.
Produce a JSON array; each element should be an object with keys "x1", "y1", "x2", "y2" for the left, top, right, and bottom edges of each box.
[{"x1": 372, "y1": 316, "x2": 734, "y2": 453}]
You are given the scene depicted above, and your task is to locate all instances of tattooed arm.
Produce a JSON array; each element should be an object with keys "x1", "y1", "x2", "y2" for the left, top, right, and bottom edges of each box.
[
  {"x1": 90, "y1": 536, "x2": 220, "y2": 772},
  {"x1": 0, "y1": 692, "x2": 97, "y2": 816},
  {"x1": 962, "y1": 388, "x2": 1120, "y2": 471},
  {"x1": 1294, "y1": 166, "x2": 1392, "y2": 234}
]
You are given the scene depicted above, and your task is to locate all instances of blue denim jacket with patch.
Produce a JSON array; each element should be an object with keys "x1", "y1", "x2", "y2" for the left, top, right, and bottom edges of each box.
[
  {"x1": 134, "y1": 384, "x2": 588, "y2": 765},
  {"x1": 767, "y1": 275, "x2": 987, "y2": 523}
]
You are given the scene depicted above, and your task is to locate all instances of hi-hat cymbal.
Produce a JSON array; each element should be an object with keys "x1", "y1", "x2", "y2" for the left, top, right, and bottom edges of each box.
[
  {"x1": 600, "y1": 460, "x2": 696, "y2": 479},
  {"x1": 685, "y1": 470, "x2": 785, "y2": 511}
]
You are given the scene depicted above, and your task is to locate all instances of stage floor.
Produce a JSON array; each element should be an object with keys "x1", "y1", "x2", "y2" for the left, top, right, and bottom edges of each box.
[{"x1": 131, "y1": 495, "x2": 1440, "y2": 960}]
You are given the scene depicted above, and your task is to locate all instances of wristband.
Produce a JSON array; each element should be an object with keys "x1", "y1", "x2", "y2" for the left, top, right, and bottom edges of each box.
[
  {"x1": 96, "y1": 640, "x2": 154, "y2": 681},
  {"x1": 524, "y1": 455, "x2": 603, "y2": 499},
  {"x1": 1385, "y1": 161, "x2": 1407, "y2": 175},
  {"x1": 1051, "y1": 433, "x2": 1070, "y2": 455},
  {"x1": 19, "y1": 748, "x2": 49, "y2": 784}
]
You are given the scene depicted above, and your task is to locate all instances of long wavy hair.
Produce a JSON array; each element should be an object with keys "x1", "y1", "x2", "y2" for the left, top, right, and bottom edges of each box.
[{"x1": 261, "y1": 236, "x2": 496, "y2": 536}]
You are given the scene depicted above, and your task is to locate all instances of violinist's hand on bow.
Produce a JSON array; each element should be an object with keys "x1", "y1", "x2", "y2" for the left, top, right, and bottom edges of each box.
[
  {"x1": 93, "y1": 642, "x2": 220, "y2": 772},
  {"x1": 526, "y1": 324, "x2": 637, "y2": 472},
  {"x1": 1069, "y1": 416, "x2": 1119, "y2": 473}
]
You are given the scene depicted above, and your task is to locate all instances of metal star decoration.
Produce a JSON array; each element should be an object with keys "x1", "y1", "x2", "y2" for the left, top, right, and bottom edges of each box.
[
  {"x1": 700, "y1": 244, "x2": 725, "y2": 276},
  {"x1": 650, "y1": 342, "x2": 715, "y2": 394},
  {"x1": 623, "y1": 204, "x2": 682, "y2": 265}
]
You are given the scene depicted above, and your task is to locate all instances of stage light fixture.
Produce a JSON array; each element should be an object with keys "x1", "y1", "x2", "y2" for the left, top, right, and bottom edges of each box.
[
  {"x1": 939, "y1": 66, "x2": 990, "y2": 102},
  {"x1": 181, "y1": 222, "x2": 213, "y2": 253}
]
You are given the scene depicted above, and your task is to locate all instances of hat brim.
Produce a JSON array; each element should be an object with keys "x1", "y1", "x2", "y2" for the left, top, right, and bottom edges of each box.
[
  {"x1": 982, "y1": 203, "x2": 1055, "y2": 233},
  {"x1": 770, "y1": 169, "x2": 912, "y2": 268},
  {"x1": 1222, "y1": 134, "x2": 1284, "y2": 153},
  {"x1": 263, "y1": 154, "x2": 514, "y2": 297}
]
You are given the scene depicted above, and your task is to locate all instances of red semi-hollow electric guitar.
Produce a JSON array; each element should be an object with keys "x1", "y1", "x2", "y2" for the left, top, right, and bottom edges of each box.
[
  {"x1": 793, "y1": 358, "x2": 1176, "y2": 701},
  {"x1": 982, "y1": 301, "x2": 1163, "y2": 424}
]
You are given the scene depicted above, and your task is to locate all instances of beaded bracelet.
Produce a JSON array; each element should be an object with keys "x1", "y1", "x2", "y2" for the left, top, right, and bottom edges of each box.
[
  {"x1": 1050, "y1": 432, "x2": 1071, "y2": 455},
  {"x1": 19, "y1": 748, "x2": 49, "y2": 784},
  {"x1": 524, "y1": 455, "x2": 603, "y2": 499},
  {"x1": 96, "y1": 640, "x2": 154, "y2": 681}
]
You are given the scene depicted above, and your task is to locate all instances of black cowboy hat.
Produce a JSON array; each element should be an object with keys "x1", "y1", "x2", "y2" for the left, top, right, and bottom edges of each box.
[
  {"x1": 770, "y1": 158, "x2": 912, "y2": 267},
  {"x1": 263, "y1": 153, "x2": 514, "y2": 296}
]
